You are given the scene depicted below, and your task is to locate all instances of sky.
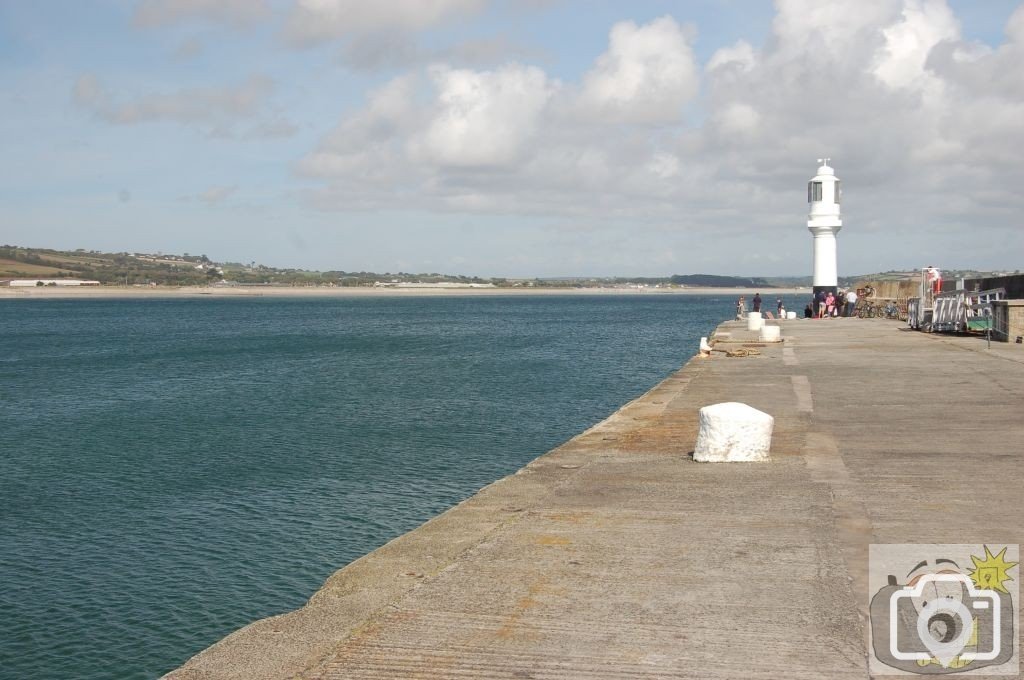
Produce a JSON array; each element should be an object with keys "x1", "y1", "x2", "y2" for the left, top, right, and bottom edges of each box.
[{"x1": 1, "y1": 0, "x2": 1022, "y2": 278}]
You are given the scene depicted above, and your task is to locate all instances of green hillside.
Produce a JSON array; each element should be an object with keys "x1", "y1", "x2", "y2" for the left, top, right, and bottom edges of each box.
[
  {"x1": 669, "y1": 274, "x2": 774, "y2": 288},
  {"x1": 0, "y1": 246, "x2": 223, "y2": 285}
]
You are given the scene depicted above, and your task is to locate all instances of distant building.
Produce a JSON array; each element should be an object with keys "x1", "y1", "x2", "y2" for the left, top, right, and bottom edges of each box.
[{"x1": 5, "y1": 279, "x2": 102, "y2": 287}]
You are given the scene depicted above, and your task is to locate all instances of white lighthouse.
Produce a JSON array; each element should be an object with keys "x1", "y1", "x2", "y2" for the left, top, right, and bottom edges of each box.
[{"x1": 807, "y1": 158, "x2": 842, "y2": 295}]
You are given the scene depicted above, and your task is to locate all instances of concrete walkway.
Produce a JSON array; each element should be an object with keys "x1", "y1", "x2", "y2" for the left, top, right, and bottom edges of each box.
[{"x1": 167, "y1": 319, "x2": 1024, "y2": 679}]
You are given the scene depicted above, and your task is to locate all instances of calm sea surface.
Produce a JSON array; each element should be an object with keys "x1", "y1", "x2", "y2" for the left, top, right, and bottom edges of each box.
[{"x1": 0, "y1": 294, "x2": 741, "y2": 679}]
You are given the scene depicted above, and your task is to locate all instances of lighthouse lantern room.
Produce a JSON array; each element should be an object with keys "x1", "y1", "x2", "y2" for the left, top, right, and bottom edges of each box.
[{"x1": 807, "y1": 158, "x2": 842, "y2": 295}]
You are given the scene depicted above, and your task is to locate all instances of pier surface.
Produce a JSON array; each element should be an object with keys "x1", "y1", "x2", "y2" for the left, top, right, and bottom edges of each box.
[{"x1": 167, "y1": 319, "x2": 1024, "y2": 679}]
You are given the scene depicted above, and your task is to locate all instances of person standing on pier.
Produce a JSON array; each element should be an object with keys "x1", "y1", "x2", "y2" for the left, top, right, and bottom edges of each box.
[
  {"x1": 752, "y1": 293, "x2": 762, "y2": 313},
  {"x1": 846, "y1": 288, "x2": 858, "y2": 316},
  {"x1": 926, "y1": 265, "x2": 942, "y2": 295}
]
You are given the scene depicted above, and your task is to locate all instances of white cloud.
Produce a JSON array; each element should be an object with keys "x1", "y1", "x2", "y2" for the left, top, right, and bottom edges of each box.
[
  {"x1": 295, "y1": 1, "x2": 1024, "y2": 274},
  {"x1": 873, "y1": 0, "x2": 959, "y2": 90},
  {"x1": 133, "y1": 0, "x2": 270, "y2": 28},
  {"x1": 284, "y1": 0, "x2": 484, "y2": 46},
  {"x1": 579, "y1": 16, "x2": 699, "y2": 124},
  {"x1": 297, "y1": 74, "x2": 424, "y2": 208},
  {"x1": 301, "y1": 75, "x2": 418, "y2": 173},
  {"x1": 414, "y1": 63, "x2": 554, "y2": 167},
  {"x1": 73, "y1": 75, "x2": 282, "y2": 136},
  {"x1": 713, "y1": 103, "x2": 760, "y2": 137},
  {"x1": 770, "y1": 0, "x2": 902, "y2": 62},
  {"x1": 13, "y1": 0, "x2": 1024, "y2": 277},
  {"x1": 706, "y1": 40, "x2": 756, "y2": 74},
  {"x1": 1009, "y1": 4, "x2": 1024, "y2": 42},
  {"x1": 925, "y1": 6, "x2": 1024, "y2": 99},
  {"x1": 646, "y1": 152, "x2": 681, "y2": 180},
  {"x1": 340, "y1": 33, "x2": 542, "y2": 72}
]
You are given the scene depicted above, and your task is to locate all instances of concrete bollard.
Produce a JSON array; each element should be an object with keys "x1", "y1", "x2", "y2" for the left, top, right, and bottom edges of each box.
[
  {"x1": 693, "y1": 402, "x2": 773, "y2": 462},
  {"x1": 746, "y1": 312, "x2": 763, "y2": 332},
  {"x1": 786, "y1": 311, "x2": 797, "y2": 320},
  {"x1": 760, "y1": 325, "x2": 781, "y2": 342}
]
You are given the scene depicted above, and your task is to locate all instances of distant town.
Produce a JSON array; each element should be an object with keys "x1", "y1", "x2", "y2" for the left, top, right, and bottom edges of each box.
[{"x1": 1, "y1": 244, "x2": 1016, "y2": 290}]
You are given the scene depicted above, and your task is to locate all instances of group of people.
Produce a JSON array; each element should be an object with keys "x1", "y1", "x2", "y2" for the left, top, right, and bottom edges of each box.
[
  {"x1": 736, "y1": 288, "x2": 879, "y2": 321},
  {"x1": 735, "y1": 282, "x2": 910, "y2": 322},
  {"x1": 803, "y1": 288, "x2": 859, "y2": 318},
  {"x1": 735, "y1": 292, "x2": 788, "y2": 320},
  {"x1": 736, "y1": 293, "x2": 764, "y2": 319}
]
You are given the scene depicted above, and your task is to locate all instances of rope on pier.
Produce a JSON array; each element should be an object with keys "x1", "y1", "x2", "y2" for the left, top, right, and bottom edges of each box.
[{"x1": 711, "y1": 347, "x2": 762, "y2": 358}]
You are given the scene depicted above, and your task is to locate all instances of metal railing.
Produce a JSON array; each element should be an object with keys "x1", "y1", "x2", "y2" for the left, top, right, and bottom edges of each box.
[
  {"x1": 931, "y1": 290, "x2": 965, "y2": 332},
  {"x1": 930, "y1": 287, "x2": 1005, "y2": 334}
]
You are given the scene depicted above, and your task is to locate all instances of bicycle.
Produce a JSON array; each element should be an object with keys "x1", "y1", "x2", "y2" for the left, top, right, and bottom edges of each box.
[{"x1": 855, "y1": 300, "x2": 877, "y2": 318}]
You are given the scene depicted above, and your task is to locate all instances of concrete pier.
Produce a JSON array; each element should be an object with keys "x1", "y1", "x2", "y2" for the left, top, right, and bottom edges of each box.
[{"x1": 167, "y1": 319, "x2": 1024, "y2": 679}]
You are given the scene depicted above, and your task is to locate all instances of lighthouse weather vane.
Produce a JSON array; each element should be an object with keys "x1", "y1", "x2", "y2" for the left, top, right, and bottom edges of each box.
[{"x1": 807, "y1": 158, "x2": 842, "y2": 295}]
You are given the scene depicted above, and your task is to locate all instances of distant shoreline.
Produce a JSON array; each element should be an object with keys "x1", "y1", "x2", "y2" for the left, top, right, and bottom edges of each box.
[{"x1": 1, "y1": 285, "x2": 807, "y2": 300}]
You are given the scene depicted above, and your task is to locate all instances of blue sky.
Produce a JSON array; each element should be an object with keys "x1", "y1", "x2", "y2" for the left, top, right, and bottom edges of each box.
[{"x1": 2, "y1": 0, "x2": 1023, "y2": 277}]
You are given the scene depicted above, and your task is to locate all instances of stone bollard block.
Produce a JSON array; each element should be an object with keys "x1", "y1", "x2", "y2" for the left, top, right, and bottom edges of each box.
[
  {"x1": 746, "y1": 312, "x2": 763, "y2": 331},
  {"x1": 786, "y1": 311, "x2": 797, "y2": 320},
  {"x1": 760, "y1": 325, "x2": 781, "y2": 342},
  {"x1": 693, "y1": 402, "x2": 773, "y2": 462}
]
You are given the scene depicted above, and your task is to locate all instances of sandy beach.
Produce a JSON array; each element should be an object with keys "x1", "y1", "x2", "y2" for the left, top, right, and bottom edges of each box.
[{"x1": 0, "y1": 285, "x2": 806, "y2": 300}]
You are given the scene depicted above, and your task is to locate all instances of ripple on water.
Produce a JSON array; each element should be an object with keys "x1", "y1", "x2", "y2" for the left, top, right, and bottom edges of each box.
[{"x1": 0, "y1": 295, "x2": 728, "y2": 679}]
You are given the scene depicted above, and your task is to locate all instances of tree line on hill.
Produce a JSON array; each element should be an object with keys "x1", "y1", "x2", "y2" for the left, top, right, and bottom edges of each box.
[{"x1": 14, "y1": 244, "x2": 1005, "y2": 289}]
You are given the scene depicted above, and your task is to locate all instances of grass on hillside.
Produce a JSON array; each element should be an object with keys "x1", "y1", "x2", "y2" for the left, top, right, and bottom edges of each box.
[
  {"x1": 0, "y1": 247, "x2": 219, "y2": 285},
  {"x1": 0, "y1": 258, "x2": 74, "y2": 277}
]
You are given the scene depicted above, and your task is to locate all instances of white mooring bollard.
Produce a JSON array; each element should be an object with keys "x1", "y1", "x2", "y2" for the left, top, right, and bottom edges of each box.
[
  {"x1": 693, "y1": 402, "x2": 773, "y2": 462},
  {"x1": 760, "y1": 325, "x2": 781, "y2": 342},
  {"x1": 786, "y1": 311, "x2": 797, "y2": 320},
  {"x1": 746, "y1": 311, "x2": 763, "y2": 332}
]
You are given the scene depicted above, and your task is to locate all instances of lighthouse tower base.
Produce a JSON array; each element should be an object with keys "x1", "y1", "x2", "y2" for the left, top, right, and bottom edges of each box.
[{"x1": 810, "y1": 230, "x2": 839, "y2": 297}]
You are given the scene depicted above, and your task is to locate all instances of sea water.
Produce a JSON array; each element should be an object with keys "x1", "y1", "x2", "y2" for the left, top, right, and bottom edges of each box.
[{"x1": 0, "y1": 294, "x2": 730, "y2": 679}]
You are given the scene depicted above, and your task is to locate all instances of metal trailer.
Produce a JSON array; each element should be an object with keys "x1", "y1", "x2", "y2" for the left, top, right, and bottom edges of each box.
[{"x1": 910, "y1": 279, "x2": 1005, "y2": 334}]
